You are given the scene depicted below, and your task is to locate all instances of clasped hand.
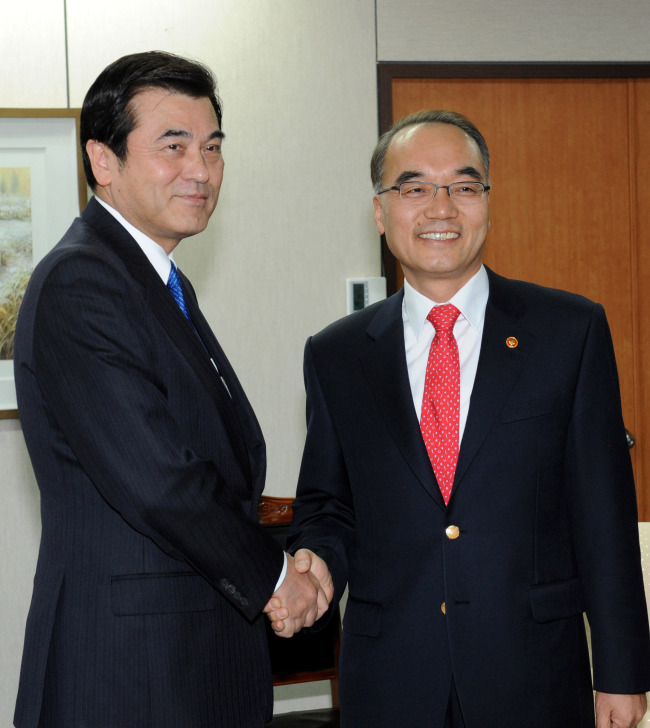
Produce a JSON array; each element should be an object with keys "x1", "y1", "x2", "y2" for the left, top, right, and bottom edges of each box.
[{"x1": 263, "y1": 549, "x2": 333, "y2": 638}]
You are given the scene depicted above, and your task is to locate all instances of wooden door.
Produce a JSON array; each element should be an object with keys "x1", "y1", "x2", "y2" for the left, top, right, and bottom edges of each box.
[{"x1": 385, "y1": 74, "x2": 650, "y2": 519}]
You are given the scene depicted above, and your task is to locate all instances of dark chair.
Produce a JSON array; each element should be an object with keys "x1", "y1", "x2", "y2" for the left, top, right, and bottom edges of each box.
[{"x1": 259, "y1": 495, "x2": 341, "y2": 728}]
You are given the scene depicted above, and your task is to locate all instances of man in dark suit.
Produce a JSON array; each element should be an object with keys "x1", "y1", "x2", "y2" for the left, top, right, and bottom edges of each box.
[
  {"x1": 13, "y1": 51, "x2": 330, "y2": 728},
  {"x1": 280, "y1": 111, "x2": 650, "y2": 727}
]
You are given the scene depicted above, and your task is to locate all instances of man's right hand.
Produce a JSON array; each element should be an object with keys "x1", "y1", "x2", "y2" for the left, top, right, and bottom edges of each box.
[
  {"x1": 263, "y1": 553, "x2": 326, "y2": 637},
  {"x1": 263, "y1": 550, "x2": 333, "y2": 637}
]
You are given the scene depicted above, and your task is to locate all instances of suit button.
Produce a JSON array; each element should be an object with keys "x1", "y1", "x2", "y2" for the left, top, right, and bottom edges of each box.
[
  {"x1": 441, "y1": 602, "x2": 446, "y2": 615},
  {"x1": 445, "y1": 525, "x2": 460, "y2": 540}
]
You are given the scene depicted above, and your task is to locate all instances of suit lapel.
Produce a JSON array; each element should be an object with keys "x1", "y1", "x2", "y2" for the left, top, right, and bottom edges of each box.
[
  {"x1": 359, "y1": 269, "x2": 535, "y2": 509},
  {"x1": 360, "y1": 292, "x2": 445, "y2": 509},
  {"x1": 81, "y1": 199, "x2": 253, "y2": 483},
  {"x1": 180, "y1": 275, "x2": 266, "y2": 488},
  {"x1": 453, "y1": 268, "x2": 534, "y2": 494}
]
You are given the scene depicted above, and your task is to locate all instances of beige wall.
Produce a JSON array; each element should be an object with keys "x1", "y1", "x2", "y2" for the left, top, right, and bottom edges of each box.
[
  {"x1": 2, "y1": 0, "x2": 650, "y2": 722},
  {"x1": 376, "y1": 0, "x2": 650, "y2": 62}
]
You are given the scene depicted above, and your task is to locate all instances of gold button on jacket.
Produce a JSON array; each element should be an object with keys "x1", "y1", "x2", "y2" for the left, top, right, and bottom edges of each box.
[{"x1": 445, "y1": 525, "x2": 460, "y2": 540}]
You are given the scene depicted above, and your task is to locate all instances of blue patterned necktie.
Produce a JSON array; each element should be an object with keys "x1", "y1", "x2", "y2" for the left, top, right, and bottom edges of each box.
[
  {"x1": 167, "y1": 261, "x2": 231, "y2": 396},
  {"x1": 167, "y1": 262, "x2": 191, "y2": 320}
]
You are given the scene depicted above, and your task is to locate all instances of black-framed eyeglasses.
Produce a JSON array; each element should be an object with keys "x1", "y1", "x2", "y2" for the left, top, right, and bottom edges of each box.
[{"x1": 377, "y1": 180, "x2": 490, "y2": 205}]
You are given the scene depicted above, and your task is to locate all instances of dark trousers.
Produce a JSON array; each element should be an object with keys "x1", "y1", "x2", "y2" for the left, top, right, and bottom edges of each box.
[{"x1": 443, "y1": 678, "x2": 466, "y2": 728}]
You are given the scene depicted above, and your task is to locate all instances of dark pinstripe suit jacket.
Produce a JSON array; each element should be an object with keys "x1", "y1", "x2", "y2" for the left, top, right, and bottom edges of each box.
[{"x1": 13, "y1": 198, "x2": 283, "y2": 728}]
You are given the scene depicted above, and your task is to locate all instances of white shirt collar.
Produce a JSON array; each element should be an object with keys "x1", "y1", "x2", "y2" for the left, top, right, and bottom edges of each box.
[
  {"x1": 95, "y1": 196, "x2": 174, "y2": 283},
  {"x1": 403, "y1": 265, "x2": 489, "y2": 339}
]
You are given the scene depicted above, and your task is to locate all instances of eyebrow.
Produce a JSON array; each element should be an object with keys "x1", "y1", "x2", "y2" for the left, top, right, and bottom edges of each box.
[
  {"x1": 393, "y1": 166, "x2": 483, "y2": 185},
  {"x1": 455, "y1": 166, "x2": 483, "y2": 181},
  {"x1": 158, "y1": 129, "x2": 226, "y2": 142}
]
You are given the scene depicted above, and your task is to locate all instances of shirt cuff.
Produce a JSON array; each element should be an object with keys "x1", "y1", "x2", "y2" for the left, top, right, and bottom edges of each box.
[{"x1": 274, "y1": 552, "x2": 288, "y2": 592}]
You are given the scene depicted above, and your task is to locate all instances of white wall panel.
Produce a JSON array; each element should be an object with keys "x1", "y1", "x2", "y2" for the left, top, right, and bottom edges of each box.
[
  {"x1": 0, "y1": 0, "x2": 68, "y2": 106},
  {"x1": 377, "y1": 0, "x2": 650, "y2": 62}
]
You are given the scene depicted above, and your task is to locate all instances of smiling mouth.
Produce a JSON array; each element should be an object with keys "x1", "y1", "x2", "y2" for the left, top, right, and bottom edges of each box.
[{"x1": 419, "y1": 232, "x2": 460, "y2": 240}]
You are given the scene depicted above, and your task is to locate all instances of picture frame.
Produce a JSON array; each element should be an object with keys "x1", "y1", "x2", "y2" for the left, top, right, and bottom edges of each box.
[{"x1": 0, "y1": 109, "x2": 88, "y2": 418}]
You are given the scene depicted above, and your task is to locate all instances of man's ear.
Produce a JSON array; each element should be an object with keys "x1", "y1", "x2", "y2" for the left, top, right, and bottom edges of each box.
[
  {"x1": 86, "y1": 140, "x2": 113, "y2": 187},
  {"x1": 373, "y1": 195, "x2": 386, "y2": 236}
]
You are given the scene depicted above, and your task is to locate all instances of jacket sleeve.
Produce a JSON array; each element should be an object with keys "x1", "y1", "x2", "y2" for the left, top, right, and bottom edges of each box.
[
  {"x1": 287, "y1": 337, "x2": 355, "y2": 607},
  {"x1": 27, "y1": 252, "x2": 283, "y2": 619},
  {"x1": 564, "y1": 303, "x2": 650, "y2": 693}
]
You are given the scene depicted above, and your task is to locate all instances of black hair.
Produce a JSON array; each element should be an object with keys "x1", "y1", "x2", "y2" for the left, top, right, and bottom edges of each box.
[{"x1": 80, "y1": 51, "x2": 222, "y2": 189}]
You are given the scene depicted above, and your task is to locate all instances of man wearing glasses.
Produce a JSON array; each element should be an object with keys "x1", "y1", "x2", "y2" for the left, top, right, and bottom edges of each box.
[{"x1": 278, "y1": 111, "x2": 650, "y2": 727}]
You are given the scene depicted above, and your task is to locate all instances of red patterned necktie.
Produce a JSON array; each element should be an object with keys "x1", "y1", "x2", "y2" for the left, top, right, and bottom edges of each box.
[{"x1": 420, "y1": 304, "x2": 461, "y2": 505}]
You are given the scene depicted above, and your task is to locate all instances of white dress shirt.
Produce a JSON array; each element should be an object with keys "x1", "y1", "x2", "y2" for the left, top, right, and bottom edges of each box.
[
  {"x1": 402, "y1": 265, "x2": 489, "y2": 444},
  {"x1": 95, "y1": 196, "x2": 176, "y2": 281}
]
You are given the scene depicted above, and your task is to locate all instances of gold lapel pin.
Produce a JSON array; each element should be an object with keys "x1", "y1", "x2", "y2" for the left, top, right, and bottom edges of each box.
[{"x1": 506, "y1": 336, "x2": 518, "y2": 349}]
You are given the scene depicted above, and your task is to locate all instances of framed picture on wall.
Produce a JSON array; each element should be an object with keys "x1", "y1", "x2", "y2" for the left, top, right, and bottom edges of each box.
[{"x1": 0, "y1": 109, "x2": 88, "y2": 418}]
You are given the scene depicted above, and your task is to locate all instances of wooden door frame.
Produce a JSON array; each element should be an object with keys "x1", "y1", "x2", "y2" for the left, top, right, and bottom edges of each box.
[{"x1": 377, "y1": 62, "x2": 650, "y2": 295}]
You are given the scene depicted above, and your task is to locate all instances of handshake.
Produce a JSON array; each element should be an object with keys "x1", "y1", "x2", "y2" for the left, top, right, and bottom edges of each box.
[{"x1": 263, "y1": 550, "x2": 334, "y2": 638}]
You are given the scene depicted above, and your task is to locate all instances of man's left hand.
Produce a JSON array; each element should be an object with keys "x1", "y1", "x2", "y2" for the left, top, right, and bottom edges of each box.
[{"x1": 595, "y1": 691, "x2": 647, "y2": 728}]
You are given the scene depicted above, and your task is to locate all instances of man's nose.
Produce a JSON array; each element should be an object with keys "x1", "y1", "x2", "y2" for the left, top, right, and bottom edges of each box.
[
  {"x1": 183, "y1": 147, "x2": 210, "y2": 183},
  {"x1": 423, "y1": 187, "x2": 457, "y2": 217}
]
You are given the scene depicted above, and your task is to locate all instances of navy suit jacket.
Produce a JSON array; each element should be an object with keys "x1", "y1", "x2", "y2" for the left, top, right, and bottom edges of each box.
[
  {"x1": 14, "y1": 198, "x2": 283, "y2": 728},
  {"x1": 288, "y1": 267, "x2": 650, "y2": 728}
]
